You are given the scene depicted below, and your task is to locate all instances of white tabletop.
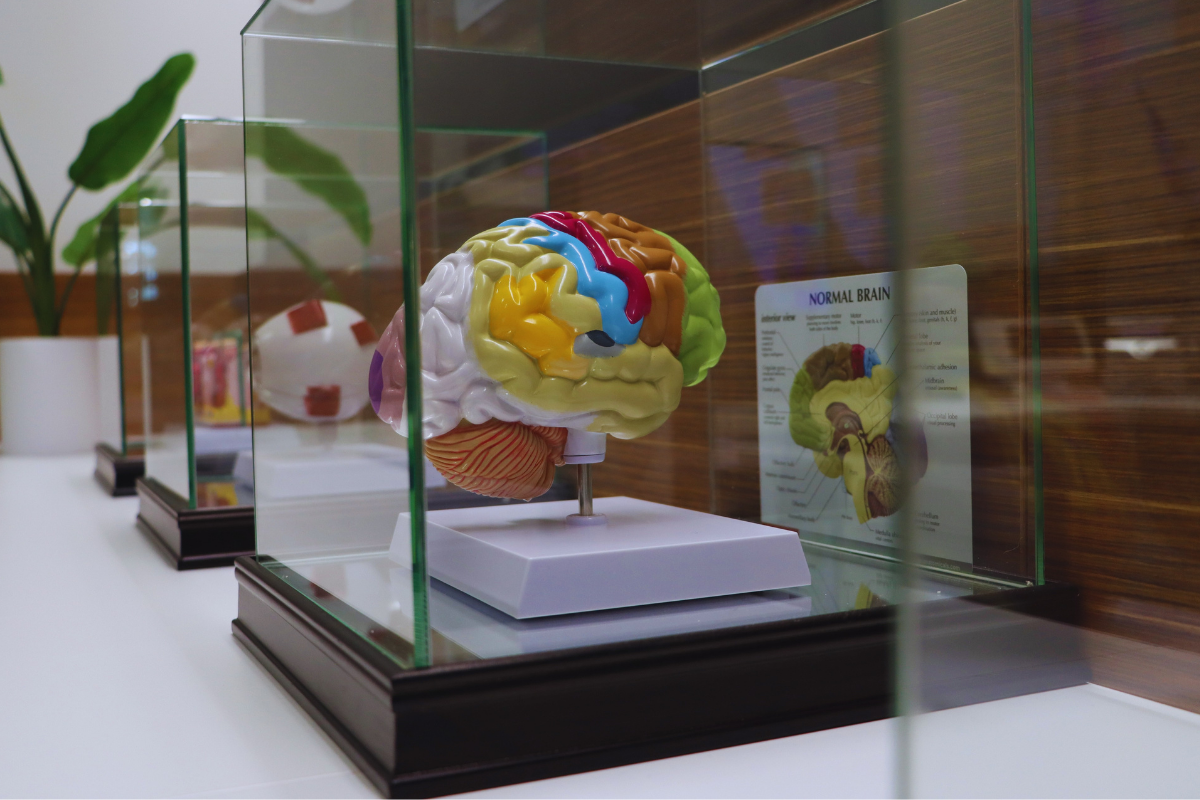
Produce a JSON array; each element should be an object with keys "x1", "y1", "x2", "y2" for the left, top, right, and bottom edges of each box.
[{"x1": 2, "y1": 455, "x2": 1200, "y2": 798}]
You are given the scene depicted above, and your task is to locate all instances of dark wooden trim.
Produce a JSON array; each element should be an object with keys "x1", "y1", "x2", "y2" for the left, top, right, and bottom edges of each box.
[
  {"x1": 136, "y1": 477, "x2": 254, "y2": 570},
  {"x1": 234, "y1": 556, "x2": 1085, "y2": 797},
  {"x1": 93, "y1": 443, "x2": 144, "y2": 497}
]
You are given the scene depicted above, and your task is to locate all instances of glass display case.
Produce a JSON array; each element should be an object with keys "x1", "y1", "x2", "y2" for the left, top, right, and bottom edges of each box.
[
  {"x1": 235, "y1": 0, "x2": 1080, "y2": 795},
  {"x1": 93, "y1": 202, "x2": 146, "y2": 495},
  {"x1": 134, "y1": 118, "x2": 257, "y2": 569},
  {"x1": 890, "y1": 0, "x2": 1200, "y2": 793}
]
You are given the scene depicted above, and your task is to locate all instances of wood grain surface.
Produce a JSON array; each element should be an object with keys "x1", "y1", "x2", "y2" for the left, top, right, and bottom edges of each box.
[
  {"x1": 1035, "y1": 0, "x2": 1200, "y2": 711},
  {"x1": 537, "y1": 0, "x2": 1037, "y2": 579}
]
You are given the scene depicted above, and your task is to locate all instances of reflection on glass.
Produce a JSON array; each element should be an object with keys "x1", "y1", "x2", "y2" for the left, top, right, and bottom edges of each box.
[
  {"x1": 95, "y1": 206, "x2": 129, "y2": 455},
  {"x1": 241, "y1": 0, "x2": 1031, "y2": 679},
  {"x1": 139, "y1": 119, "x2": 254, "y2": 510}
]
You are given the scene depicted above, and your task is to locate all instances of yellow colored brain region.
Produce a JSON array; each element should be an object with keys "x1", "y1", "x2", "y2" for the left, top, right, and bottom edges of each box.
[{"x1": 369, "y1": 211, "x2": 726, "y2": 499}]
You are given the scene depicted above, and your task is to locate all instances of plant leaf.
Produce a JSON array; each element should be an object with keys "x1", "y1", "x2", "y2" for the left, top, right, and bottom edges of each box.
[
  {"x1": 245, "y1": 123, "x2": 372, "y2": 247},
  {"x1": 246, "y1": 208, "x2": 343, "y2": 302},
  {"x1": 62, "y1": 181, "x2": 142, "y2": 267},
  {"x1": 95, "y1": 206, "x2": 120, "y2": 335},
  {"x1": 67, "y1": 53, "x2": 195, "y2": 191},
  {"x1": 0, "y1": 180, "x2": 30, "y2": 257}
]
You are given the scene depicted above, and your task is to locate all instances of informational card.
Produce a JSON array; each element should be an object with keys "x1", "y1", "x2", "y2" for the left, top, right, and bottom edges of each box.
[{"x1": 756, "y1": 265, "x2": 972, "y2": 564}]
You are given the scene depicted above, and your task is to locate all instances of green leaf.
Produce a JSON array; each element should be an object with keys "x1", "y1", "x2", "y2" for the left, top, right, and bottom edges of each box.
[
  {"x1": 67, "y1": 53, "x2": 195, "y2": 191},
  {"x1": 95, "y1": 206, "x2": 120, "y2": 335},
  {"x1": 0, "y1": 180, "x2": 30, "y2": 257},
  {"x1": 62, "y1": 181, "x2": 142, "y2": 267},
  {"x1": 61, "y1": 212, "x2": 101, "y2": 268},
  {"x1": 247, "y1": 208, "x2": 343, "y2": 302},
  {"x1": 245, "y1": 123, "x2": 372, "y2": 247}
]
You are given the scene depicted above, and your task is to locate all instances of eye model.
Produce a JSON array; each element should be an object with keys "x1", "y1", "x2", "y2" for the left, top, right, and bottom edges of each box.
[{"x1": 370, "y1": 211, "x2": 727, "y2": 500}]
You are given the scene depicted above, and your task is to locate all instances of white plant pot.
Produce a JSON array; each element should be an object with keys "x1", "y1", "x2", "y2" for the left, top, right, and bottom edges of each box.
[{"x1": 0, "y1": 337, "x2": 100, "y2": 456}]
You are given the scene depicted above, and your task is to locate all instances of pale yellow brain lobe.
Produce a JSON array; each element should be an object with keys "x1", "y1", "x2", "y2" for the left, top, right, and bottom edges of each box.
[{"x1": 464, "y1": 225, "x2": 683, "y2": 439}]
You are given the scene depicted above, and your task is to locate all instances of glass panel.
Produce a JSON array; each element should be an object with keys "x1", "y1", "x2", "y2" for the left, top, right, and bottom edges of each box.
[
  {"x1": 117, "y1": 198, "x2": 145, "y2": 456},
  {"x1": 97, "y1": 187, "x2": 150, "y2": 459},
  {"x1": 887, "y1": 0, "x2": 1054, "y2": 794},
  {"x1": 244, "y1": 0, "x2": 1026, "y2": 678},
  {"x1": 896, "y1": 1, "x2": 1200, "y2": 795},
  {"x1": 95, "y1": 206, "x2": 128, "y2": 455},
  {"x1": 244, "y1": 2, "x2": 419, "y2": 665},
  {"x1": 139, "y1": 119, "x2": 252, "y2": 510},
  {"x1": 139, "y1": 125, "x2": 191, "y2": 503}
]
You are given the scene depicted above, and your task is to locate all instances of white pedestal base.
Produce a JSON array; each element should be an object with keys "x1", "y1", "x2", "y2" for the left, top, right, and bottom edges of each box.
[
  {"x1": 394, "y1": 496, "x2": 811, "y2": 619},
  {"x1": 235, "y1": 442, "x2": 445, "y2": 499},
  {"x1": 231, "y1": 441, "x2": 444, "y2": 496}
]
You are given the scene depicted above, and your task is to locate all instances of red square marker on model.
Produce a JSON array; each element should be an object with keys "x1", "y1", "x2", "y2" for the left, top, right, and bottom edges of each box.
[
  {"x1": 304, "y1": 385, "x2": 341, "y2": 417},
  {"x1": 287, "y1": 299, "x2": 328, "y2": 335},
  {"x1": 350, "y1": 319, "x2": 377, "y2": 346}
]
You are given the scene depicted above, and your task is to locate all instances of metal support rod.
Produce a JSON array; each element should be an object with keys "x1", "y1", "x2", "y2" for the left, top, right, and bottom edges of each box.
[{"x1": 577, "y1": 463, "x2": 594, "y2": 516}]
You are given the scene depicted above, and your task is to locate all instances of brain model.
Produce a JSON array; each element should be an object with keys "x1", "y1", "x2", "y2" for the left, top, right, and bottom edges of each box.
[
  {"x1": 370, "y1": 211, "x2": 725, "y2": 500},
  {"x1": 254, "y1": 299, "x2": 378, "y2": 422},
  {"x1": 789, "y1": 343, "x2": 926, "y2": 524}
]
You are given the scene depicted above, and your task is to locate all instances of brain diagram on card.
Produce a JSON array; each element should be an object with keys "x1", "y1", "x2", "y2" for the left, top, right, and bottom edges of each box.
[{"x1": 755, "y1": 265, "x2": 973, "y2": 564}]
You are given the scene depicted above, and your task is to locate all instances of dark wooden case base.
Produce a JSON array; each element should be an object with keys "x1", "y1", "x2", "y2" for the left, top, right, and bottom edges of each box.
[
  {"x1": 137, "y1": 477, "x2": 254, "y2": 570},
  {"x1": 94, "y1": 443, "x2": 144, "y2": 497},
  {"x1": 233, "y1": 555, "x2": 1087, "y2": 797}
]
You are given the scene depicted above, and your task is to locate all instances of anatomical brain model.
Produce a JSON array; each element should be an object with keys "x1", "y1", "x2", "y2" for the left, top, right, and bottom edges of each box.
[
  {"x1": 370, "y1": 211, "x2": 725, "y2": 500},
  {"x1": 789, "y1": 342, "x2": 926, "y2": 524}
]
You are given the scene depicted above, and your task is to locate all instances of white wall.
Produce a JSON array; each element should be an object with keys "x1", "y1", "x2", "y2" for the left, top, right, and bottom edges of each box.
[{"x1": 0, "y1": 0, "x2": 264, "y2": 273}]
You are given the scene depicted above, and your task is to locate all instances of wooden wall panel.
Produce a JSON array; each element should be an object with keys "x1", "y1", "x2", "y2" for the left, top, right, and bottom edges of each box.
[
  {"x1": 418, "y1": 159, "x2": 546, "y2": 280},
  {"x1": 702, "y1": 32, "x2": 888, "y2": 525},
  {"x1": 1035, "y1": 0, "x2": 1200, "y2": 711},
  {"x1": 520, "y1": 0, "x2": 1036, "y2": 581},
  {"x1": 899, "y1": 0, "x2": 1034, "y2": 576},
  {"x1": 412, "y1": 0, "x2": 863, "y2": 67},
  {"x1": 700, "y1": 0, "x2": 865, "y2": 62},
  {"x1": 700, "y1": 0, "x2": 1035, "y2": 576},
  {"x1": 0, "y1": 274, "x2": 99, "y2": 338}
]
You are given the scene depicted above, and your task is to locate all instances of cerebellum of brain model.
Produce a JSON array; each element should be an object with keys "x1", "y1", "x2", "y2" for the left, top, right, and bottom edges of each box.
[
  {"x1": 788, "y1": 342, "x2": 926, "y2": 524},
  {"x1": 254, "y1": 299, "x2": 378, "y2": 422},
  {"x1": 370, "y1": 211, "x2": 726, "y2": 500}
]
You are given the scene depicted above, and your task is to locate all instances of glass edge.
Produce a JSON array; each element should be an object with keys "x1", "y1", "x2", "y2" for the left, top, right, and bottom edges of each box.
[
  {"x1": 241, "y1": 30, "x2": 259, "y2": 554},
  {"x1": 1021, "y1": 0, "x2": 1045, "y2": 585},
  {"x1": 240, "y1": 0, "x2": 273, "y2": 36},
  {"x1": 111, "y1": 206, "x2": 129, "y2": 456},
  {"x1": 700, "y1": 0, "x2": 974, "y2": 103},
  {"x1": 881, "y1": 1, "x2": 917, "y2": 796},
  {"x1": 396, "y1": 0, "x2": 431, "y2": 668},
  {"x1": 177, "y1": 120, "x2": 198, "y2": 510}
]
